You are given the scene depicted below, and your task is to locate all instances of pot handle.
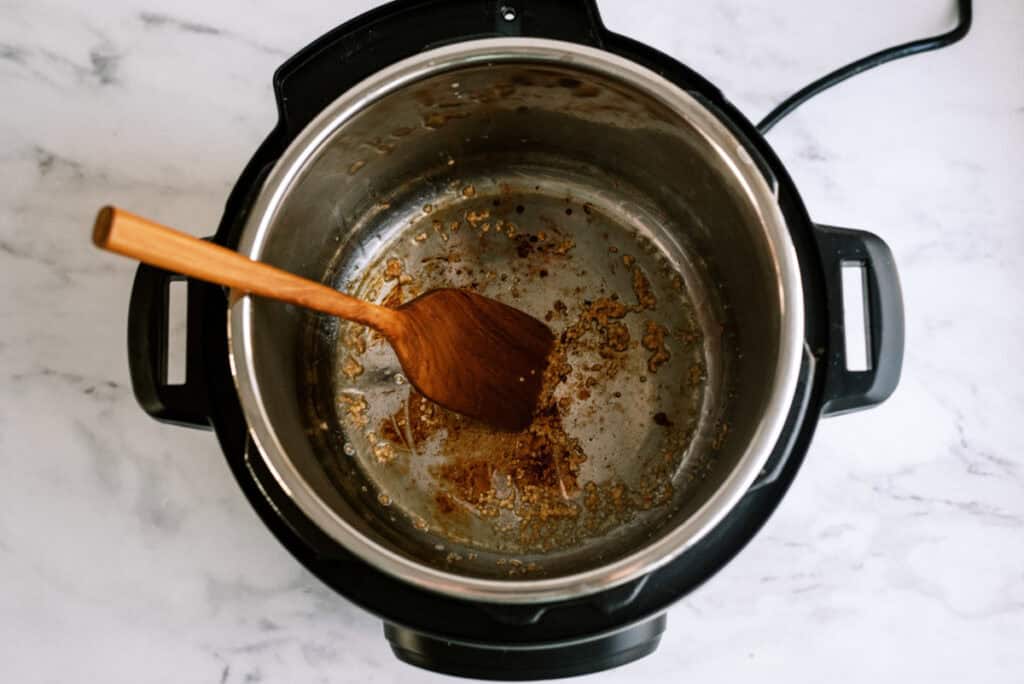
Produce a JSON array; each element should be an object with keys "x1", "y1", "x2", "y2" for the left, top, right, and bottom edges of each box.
[
  {"x1": 127, "y1": 263, "x2": 211, "y2": 429},
  {"x1": 814, "y1": 225, "x2": 905, "y2": 416}
]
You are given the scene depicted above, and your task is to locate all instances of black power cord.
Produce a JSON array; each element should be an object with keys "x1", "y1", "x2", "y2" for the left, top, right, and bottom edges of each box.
[{"x1": 757, "y1": 0, "x2": 973, "y2": 134}]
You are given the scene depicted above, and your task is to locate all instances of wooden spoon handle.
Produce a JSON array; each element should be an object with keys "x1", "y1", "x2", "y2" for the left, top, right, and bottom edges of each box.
[{"x1": 92, "y1": 206, "x2": 394, "y2": 331}]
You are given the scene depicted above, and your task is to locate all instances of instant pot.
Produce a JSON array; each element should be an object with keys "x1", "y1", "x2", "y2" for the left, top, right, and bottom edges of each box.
[{"x1": 125, "y1": 0, "x2": 910, "y2": 678}]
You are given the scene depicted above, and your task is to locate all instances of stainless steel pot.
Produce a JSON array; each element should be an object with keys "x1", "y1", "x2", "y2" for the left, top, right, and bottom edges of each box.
[{"x1": 228, "y1": 38, "x2": 804, "y2": 604}]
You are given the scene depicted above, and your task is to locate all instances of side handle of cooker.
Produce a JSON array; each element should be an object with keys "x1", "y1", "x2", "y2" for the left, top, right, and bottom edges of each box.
[
  {"x1": 127, "y1": 263, "x2": 211, "y2": 429},
  {"x1": 813, "y1": 225, "x2": 905, "y2": 416}
]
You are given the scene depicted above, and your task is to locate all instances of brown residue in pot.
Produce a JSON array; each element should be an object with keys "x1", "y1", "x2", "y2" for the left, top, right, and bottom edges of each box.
[
  {"x1": 435, "y1": 458, "x2": 496, "y2": 510},
  {"x1": 381, "y1": 283, "x2": 404, "y2": 309},
  {"x1": 543, "y1": 300, "x2": 568, "y2": 323},
  {"x1": 587, "y1": 297, "x2": 628, "y2": 326},
  {"x1": 550, "y1": 238, "x2": 575, "y2": 256},
  {"x1": 632, "y1": 267, "x2": 657, "y2": 310},
  {"x1": 343, "y1": 326, "x2": 366, "y2": 355},
  {"x1": 711, "y1": 421, "x2": 729, "y2": 450},
  {"x1": 465, "y1": 209, "x2": 490, "y2": 227},
  {"x1": 677, "y1": 322, "x2": 702, "y2": 347},
  {"x1": 380, "y1": 341, "x2": 587, "y2": 524},
  {"x1": 380, "y1": 391, "x2": 445, "y2": 448},
  {"x1": 604, "y1": 322, "x2": 631, "y2": 354},
  {"x1": 341, "y1": 355, "x2": 364, "y2": 379},
  {"x1": 339, "y1": 393, "x2": 369, "y2": 428},
  {"x1": 688, "y1": 362, "x2": 705, "y2": 387},
  {"x1": 563, "y1": 297, "x2": 633, "y2": 363},
  {"x1": 364, "y1": 139, "x2": 396, "y2": 156},
  {"x1": 434, "y1": 492, "x2": 458, "y2": 516},
  {"x1": 423, "y1": 111, "x2": 470, "y2": 129},
  {"x1": 383, "y1": 258, "x2": 404, "y2": 281},
  {"x1": 641, "y1": 320, "x2": 671, "y2": 373},
  {"x1": 372, "y1": 441, "x2": 396, "y2": 464},
  {"x1": 332, "y1": 191, "x2": 713, "y2": 554}
]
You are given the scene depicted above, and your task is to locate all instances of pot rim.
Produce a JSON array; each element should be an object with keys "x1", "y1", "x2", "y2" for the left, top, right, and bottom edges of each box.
[{"x1": 228, "y1": 37, "x2": 805, "y2": 604}]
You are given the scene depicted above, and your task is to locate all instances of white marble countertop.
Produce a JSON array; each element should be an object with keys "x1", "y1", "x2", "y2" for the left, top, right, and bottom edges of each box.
[{"x1": 2, "y1": 0, "x2": 1022, "y2": 681}]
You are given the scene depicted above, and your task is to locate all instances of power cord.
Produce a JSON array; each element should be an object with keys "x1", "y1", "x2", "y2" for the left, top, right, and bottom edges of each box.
[{"x1": 757, "y1": 0, "x2": 973, "y2": 134}]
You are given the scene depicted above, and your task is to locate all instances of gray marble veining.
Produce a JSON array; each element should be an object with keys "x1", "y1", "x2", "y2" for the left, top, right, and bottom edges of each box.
[{"x1": 1, "y1": 0, "x2": 1022, "y2": 681}]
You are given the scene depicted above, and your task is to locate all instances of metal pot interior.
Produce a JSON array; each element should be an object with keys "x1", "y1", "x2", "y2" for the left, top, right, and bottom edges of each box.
[{"x1": 230, "y1": 40, "x2": 801, "y2": 601}]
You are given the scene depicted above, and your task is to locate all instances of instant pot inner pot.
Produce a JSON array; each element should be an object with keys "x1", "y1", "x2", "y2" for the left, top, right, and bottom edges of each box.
[{"x1": 243, "y1": 60, "x2": 783, "y2": 581}]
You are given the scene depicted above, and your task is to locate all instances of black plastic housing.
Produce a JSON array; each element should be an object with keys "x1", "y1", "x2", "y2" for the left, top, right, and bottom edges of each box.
[{"x1": 123, "y1": 0, "x2": 904, "y2": 679}]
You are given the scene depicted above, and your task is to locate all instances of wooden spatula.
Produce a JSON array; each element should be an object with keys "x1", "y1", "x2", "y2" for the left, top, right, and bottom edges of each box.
[{"x1": 93, "y1": 206, "x2": 554, "y2": 431}]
